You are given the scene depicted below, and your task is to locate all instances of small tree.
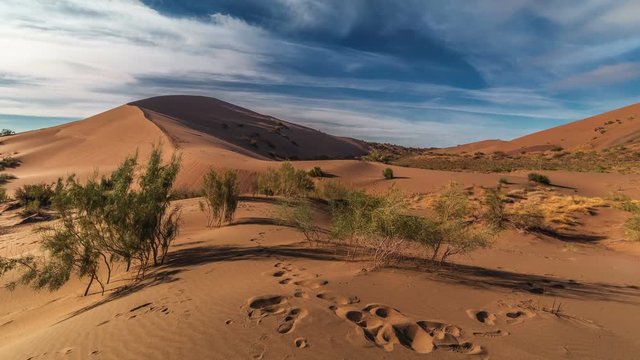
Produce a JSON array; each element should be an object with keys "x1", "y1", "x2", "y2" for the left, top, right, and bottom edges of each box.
[
  {"x1": 383, "y1": 168, "x2": 394, "y2": 179},
  {"x1": 200, "y1": 168, "x2": 240, "y2": 227}
]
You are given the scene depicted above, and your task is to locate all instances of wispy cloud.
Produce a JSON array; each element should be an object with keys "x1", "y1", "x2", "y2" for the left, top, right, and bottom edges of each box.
[{"x1": 0, "y1": 0, "x2": 639, "y2": 146}]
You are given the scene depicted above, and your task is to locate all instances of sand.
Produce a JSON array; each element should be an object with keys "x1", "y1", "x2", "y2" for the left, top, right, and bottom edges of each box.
[
  {"x1": 447, "y1": 103, "x2": 640, "y2": 153},
  {"x1": 1, "y1": 96, "x2": 640, "y2": 359}
]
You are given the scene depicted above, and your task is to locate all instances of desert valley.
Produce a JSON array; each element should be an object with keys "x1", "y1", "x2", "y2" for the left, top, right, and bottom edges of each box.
[{"x1": 0, "y1": 95, "x2": 639, "y2": 360}]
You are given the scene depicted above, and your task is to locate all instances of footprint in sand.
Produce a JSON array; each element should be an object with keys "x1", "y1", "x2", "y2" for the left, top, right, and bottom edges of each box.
[
  {"x1": 466, "y1": 309, "x2": 497, "y2": 326},
  {"x1": 335, "y1": 304, "x2": 483, "y2": 355},
  {"x1": 246, "y1": 295, "x2": 307, "y2": 335},
  {"x1": 316, "y1": 291, "x2": 360, "y2": 306},
  {"x1": 293, "y1": 278, "x2": 328, "y2": 289},
  {"x1": 295, "y1": 337, "x2": 308, "y2": 349}
]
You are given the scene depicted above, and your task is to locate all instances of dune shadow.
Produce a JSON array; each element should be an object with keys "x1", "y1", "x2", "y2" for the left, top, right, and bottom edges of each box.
[{"x1": 391, "y1": 258, "x2": 640, "y2": 305}]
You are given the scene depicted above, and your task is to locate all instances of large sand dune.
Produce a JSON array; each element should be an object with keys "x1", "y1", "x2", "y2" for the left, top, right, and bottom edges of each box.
[{"x1": 447, "y1": 103, "x2": 640, "y2": 153}]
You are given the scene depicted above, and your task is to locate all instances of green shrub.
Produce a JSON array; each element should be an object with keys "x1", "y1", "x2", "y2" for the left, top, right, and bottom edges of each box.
[
  {"x1": 528, "y1": 172, "x2": 550, "y2": 185},
  {"x1": 625, "y1": 215, "x2": 640, "y2": 241},
  {"x1": 483, "y1": 188, "x2": 506, "y2": 230},
  {"x1": 0, "y1": 129, "x2": 15, "y2": 137},
  {"x1": 308, "y1": 166, "x2": 324, "y2": 178},
  {"x1": 383, "y1": 167, "x2": 394, "y2": 179},
  {"x1": 0, "y1": 156, "x2": 20, "y2": 170},
  {"x1": 276, "y1": 198, "x2": 319, "y2": 243},
  {"x1": 15, "y1": 183, "x2": 56, "y2": 216},
  {"x1": 253, "y1": 162, "x2": 314, "y2": 198},
  {"x1": 428, "y1": 182, "x2": 493, "y2": 263},
  {"x1": 498, "y1": 177, "x2": 509, "y2": 185},
  {"x1": 3, "y1": 147, "x2": 182, "y2": 296},
  {"x1": 317, "y1": 181, "x2": 351, "y2": 202},
  {"x1": 363, "y1": 150, "x2": 390, "y2": 163},
  {"x1": 200, "y1": 168, "x2": 240, "y2": 227},
  {"x1": 0, "y1": 173, "x2": 16, "y2": 185}
]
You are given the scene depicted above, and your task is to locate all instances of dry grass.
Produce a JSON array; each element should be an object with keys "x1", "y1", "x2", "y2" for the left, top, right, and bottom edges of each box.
[{"x1": 507, "y1": 190, "x2": 607, "y2": 231}]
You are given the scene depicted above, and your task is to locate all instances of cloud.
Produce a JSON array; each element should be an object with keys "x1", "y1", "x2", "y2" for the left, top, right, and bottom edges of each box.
[
  {"x1": 553, "y1": 63, "x2": 640, "y2": 89},
  {"x1": 0, "y1": 0, "x2": 638, "y2": 146}
]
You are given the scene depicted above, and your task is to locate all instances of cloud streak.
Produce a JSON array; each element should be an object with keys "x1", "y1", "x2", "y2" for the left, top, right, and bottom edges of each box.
[{"x1": 0, "y1": 0, "x2": 639, "y2": 146}]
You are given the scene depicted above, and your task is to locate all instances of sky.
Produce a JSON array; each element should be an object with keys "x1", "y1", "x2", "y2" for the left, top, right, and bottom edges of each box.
[{"x1": 1, "y1": 1, "x2": 639, "y2": 147}]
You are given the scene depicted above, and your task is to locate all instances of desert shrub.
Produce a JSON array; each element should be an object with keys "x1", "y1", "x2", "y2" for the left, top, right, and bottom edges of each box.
[
  {"x1": 317, "y1": 181, "x2": 351, "y2": 202},
  {"x1": 253, "y1": 162, "x2": 314, "y2": 198},
  {"x1": 308, "y1": 166, "x2": 324, "y2": 178},
  {"x1": 507, "y1": 203, "x2": 545, "y2": 232},
  {"x1": 609, "y1": 192, "x2": 640, "y2": 213},
  {"x1": 0, "y1": 129, "x2": 15, "y2": 137},
  {"x1": 498, "y1": 177, "x2": 509, "y2": 185},
  {"x1": 4, "y1": 148, "x2": 182, "y2": 296},
  {"x1": 276, "y1": 198, "x2": 319, "y2": 243},
  {"x1": 0, "y1": 173, "x2": 16, "y2": 184},
  {"x1": 483, "y1": 188, "x2": 506, "y2": 230},
  {"x1": 331, "y1": 187, "x2": 409, "y2": 268},
  {"x1": 0, "y1": 156, "x2": 20, "y2": 170},
  {"x1": 528, "y1": 172, "x2": 550, "y2": 185},
  {"x1": 625, "y1": 215, "x2": 640, "y2": 241},
  {"x1": 0, "y1": 187, "x2": 9, "y2": 203},
  {"x1": 200, "y1": 168, "x2": 240, "y2": 227},
  {"x1": 383, "y1": 167, "x2": 394, "y2": 179},
  {"x1": 428, "y1": 182, "x2": 493, "y2": 263},
  {"x1": 363, "y1": 150, "x2": 390, "y2": 163},
  {"x1": 550, "y1": 146, "x2": 564, "y2": 152},
  {"x1": 15, "y1": 183, "x2": 56, "y2": 217}
]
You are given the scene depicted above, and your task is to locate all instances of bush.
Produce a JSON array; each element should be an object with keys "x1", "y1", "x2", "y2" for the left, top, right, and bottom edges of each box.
[
  {"x1": 508, "y1": 203, "x2": 545, "y2": 232},
  {"x1": 528, "y1": 172, "x2": 550, "y2": 185},
  {"x1": 0, "y1": 156, "x2": 20, "y2": 170},
  {"x1": 276, "y1": 199, "x2": 319, "y2": 243},
  {"x1": 15, "y1": 183, "x2": 56, "y2": 216},
  {"x1": 0, "y1": 129, "x2": 15, "y2": 137},
  {"x1": 331, "y1": 187, "x2": 408, "y2": 268},
  {"x1": 200, "y1": 168, "x2": 240, "y2": 227},
  {"x1": 4, "y1": 147, "x2": 182, "y2": 296},
  {"x1": 383, "y1": 167, "x2": 394, "y2": 179},
  {"x1": 498, "y1": 177, "x2": 509, "y2": 185},
  {"x1": 308, "y1": 166, "x2": 324, "y2": 178},
  {"x1": 428, "y1": 182, "x2": 493, "y2": 263},
  {"x1": 483, "y1": 188, "x2": 506, "y2": 230},
  {"x1": 550, "y1": 146, "x2": 564, "y2": 152},
  {"x1": 253, "y1": 162, "x2": 314, "y2": 198},
  {"x1": 317, "y1": 181, "x2": 351, "y2": 202},
  {"x1": 0, "y1": 173, "x2": 16, "y2": 185},
  {"x1": 625, "y1": 215, "x2": 640, "y2": 241}
]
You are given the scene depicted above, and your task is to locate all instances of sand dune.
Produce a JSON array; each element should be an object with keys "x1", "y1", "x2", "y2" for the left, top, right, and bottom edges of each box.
[
  {"x1": 2, "y1": 97, "x2": 640, "y2": 359},
  {"x1": 447, "y1": 103, "x2": 640, "y2": 153}
]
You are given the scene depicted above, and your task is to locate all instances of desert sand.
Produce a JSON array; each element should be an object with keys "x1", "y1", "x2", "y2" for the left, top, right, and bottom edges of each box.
[
  {"x1": 1, "y1": 96, "x2": 640, "y2": 360},
  {"x1": 446, "y1": 103, "x2": 640, "y2": 154}
]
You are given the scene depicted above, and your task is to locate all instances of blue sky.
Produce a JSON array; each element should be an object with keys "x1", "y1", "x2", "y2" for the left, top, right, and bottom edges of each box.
[{"x1": 0, "y1": 1, "x2": 639, "y2": 146}]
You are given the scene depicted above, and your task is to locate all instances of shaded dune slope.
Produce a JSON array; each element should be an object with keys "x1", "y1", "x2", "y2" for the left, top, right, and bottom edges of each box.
[{"x1": 129, "y1": 95, "x2": 369, "y2": 161}]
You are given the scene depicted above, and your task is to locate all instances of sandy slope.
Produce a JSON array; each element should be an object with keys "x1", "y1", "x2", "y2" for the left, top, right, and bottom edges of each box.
[
  {"x1": 446, "y1": 103, "x2": 640, "y2": 153},
  {"x1": 1, "y1": 97, "x2": 640, "y2": 359},
  {"x1": 1, "y1": 198, "x2": 639, "y2": 360}
]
